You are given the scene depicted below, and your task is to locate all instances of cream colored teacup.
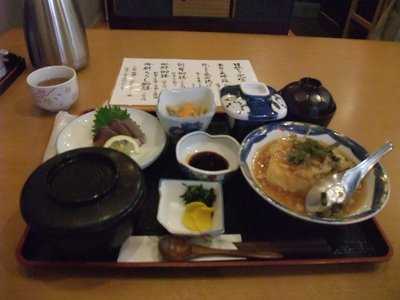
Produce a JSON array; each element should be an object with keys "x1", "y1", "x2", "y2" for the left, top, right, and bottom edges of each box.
[{"x1": 27, "y1": 65, "x2": 79, "y2": 112}]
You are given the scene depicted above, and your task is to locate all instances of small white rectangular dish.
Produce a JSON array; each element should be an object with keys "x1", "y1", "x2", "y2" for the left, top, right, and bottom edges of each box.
[{"x1": 157, "y1": 179, "x2": 224, "y2": 236}]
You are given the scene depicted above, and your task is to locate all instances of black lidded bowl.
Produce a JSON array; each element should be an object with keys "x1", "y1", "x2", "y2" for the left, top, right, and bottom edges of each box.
[
  {"x1": 280, "y1": 77, "x2": 336, "y2": 127},
  {"x1": 20, "y1": 147, "x2": 145, "y2": 259}
]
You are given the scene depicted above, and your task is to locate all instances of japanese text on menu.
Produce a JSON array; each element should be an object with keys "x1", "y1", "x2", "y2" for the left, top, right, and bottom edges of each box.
[{"x1": 113, "y1": 59, "x2": 256, "y2": 105}]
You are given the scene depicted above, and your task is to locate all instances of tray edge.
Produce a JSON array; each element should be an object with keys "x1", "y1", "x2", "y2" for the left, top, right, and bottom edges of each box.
[{"x1": 15, "y1": 219, "x2": 393, "y2": 270}]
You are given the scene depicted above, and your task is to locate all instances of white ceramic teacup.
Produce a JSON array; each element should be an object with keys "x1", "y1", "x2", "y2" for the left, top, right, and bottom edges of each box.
[{"x1": 26, "y1": 65, "x2": 79, "y2": 112}]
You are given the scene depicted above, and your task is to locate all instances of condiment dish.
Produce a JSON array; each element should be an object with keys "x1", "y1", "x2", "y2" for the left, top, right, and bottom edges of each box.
[
  {"x1": 157, "y1": 179, "x2": 224, "y2": 236},
  {"x1": 176, "y1": 131, "x2": 240, "y2": 181}
]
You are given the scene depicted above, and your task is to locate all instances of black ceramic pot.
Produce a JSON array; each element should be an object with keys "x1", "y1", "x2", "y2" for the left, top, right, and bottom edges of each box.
[
  {"x1": 20, "y1": 147, "x2": 145, "y2": 259},
  {"x1": 280, "y1": 77, "x2": 336, "y2": 127}
]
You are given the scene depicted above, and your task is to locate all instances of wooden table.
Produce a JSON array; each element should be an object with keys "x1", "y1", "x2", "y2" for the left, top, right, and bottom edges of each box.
[{"x1": 1, "y1": 28, "x2": 399, "y2": 300}]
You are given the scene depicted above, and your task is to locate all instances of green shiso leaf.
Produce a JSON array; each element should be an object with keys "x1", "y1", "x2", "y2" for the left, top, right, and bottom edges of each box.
[{"x1": 92, "y1": 105, "x2": 130, "y2": 136}]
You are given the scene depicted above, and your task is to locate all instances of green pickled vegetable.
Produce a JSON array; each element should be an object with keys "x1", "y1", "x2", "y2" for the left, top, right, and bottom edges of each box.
[
  {"x1": 181, "y1": 184, "x2": 216, "y2": 207},
  {"x1": 287, "y1": 137, "x2": 339, "y2": 165}
]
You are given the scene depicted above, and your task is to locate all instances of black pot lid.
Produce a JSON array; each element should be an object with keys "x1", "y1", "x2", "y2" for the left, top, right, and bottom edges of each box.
[{"x1": 20, "y1": 147, "x2": 145, "y2": 233}]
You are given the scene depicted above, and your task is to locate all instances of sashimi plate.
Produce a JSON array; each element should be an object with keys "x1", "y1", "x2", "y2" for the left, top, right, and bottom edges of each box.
[{"x1": 56, "y1": 108, "x2": 167, "y2": 169}]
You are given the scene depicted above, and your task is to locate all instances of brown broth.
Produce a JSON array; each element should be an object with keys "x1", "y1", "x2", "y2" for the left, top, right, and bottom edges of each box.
[
  {"x1": 37, "y1": 77, "x2": 71, "y2": 87},
  {"x1": 252, "y1": 139, "x2": 366, "y2": 216},
  {"x1": 189, "y1": 151, "x2": 229, "y2": 171}
]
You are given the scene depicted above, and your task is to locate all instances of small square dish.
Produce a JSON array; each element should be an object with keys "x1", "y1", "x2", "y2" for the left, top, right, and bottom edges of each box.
[{"x1": 157, "y1": 179, "x2": 224, "y2": 236}]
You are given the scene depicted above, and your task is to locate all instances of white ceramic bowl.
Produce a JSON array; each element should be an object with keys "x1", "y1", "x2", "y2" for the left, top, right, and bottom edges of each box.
[
  {"x1": 157, "y1": 179, "x2": 224, "y2": 236},
  {"x1": 156, "y1": 87, "x2": 216, "y2": 140},
  {"x1": 56, "y1": 108, "x2": 167, "y2": 169},
  {"x1": 26, "y1": 65, "x2": 78, "y2": 112},
  {"x1": 240, "y1": 122, "x2": 390, "y2": 225},
  {"x1": 176, "y1": 131, "x2": 240, "y2": 181}
]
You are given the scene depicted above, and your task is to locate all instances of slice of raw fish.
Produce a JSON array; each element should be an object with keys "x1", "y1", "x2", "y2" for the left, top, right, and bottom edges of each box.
[
  {"x1": 108, "y1": 119, "x2": 132, "y2": 136},
  {"x1": 120, "y1": 119, "x2": 146, "y2": 144},
  {"x1": 93, "y1": 126, "x2": 119, "y2": 146}
]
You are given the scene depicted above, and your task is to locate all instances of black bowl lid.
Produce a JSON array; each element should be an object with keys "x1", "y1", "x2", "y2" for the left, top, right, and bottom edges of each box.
[
  {"x1": 280, "y1": 77, "x2": 336, "y2": 118},
  {"x1": 20, "y1": 147, "x2": 144, "y2": 233}
]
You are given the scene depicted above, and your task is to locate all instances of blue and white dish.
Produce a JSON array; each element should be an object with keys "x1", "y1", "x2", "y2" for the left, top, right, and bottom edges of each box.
[
  {"x1": 156, "y1": 87, "x2": 216, "y2": 140},
  {"x1": 240, "y1": 122, "x2": 390, "y2": 225},
  {"x1": 221, "y1": 82, "x2": 287, "y2": 122},
  {"x1": 220, "y1": 82, "x2": 287, "y2": 141},
  {"x1": 157, "y1": 179, "x2": 225, "y2": 236},
  {"x1": 176, "y1": 131, "x2": 240, "y2": 181}
]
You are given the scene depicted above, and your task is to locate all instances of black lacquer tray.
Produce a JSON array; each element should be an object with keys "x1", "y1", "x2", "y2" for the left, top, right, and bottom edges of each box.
[
  {"x1": 0, "y1": 52, "x2": 26, "y2": 96},
  {"x1": 16, "y1": 114, "x2": 392, "y2": 269}
]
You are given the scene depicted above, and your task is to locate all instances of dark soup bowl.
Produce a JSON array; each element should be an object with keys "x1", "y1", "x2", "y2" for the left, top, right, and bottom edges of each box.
[
  {"x1": 20, "y1": 147, "x2": 145, "y2": 259},
  {"x1": 280, "y1": 77, "x2": 336, "y2": 127}
]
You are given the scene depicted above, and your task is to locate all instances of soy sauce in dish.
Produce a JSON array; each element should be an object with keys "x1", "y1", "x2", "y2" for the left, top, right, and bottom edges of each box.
[{"x1": 189, "y1": 151, "x2": 229, "y2": 171}]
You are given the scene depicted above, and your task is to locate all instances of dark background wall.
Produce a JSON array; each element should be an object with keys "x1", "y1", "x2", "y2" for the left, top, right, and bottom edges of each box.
[{"x1": 0, "y1": 0, "x2": 104, "y2": 33}]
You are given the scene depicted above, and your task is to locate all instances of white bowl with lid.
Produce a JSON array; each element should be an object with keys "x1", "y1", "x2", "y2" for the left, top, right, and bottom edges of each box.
[{"x1": 220, "y1": 82, "x2": 287, "y2": 140}]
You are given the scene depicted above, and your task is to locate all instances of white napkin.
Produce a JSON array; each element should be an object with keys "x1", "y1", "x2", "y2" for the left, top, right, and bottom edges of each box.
[
  {"x1": 43, "y1": 111, "x2": 77, "y2": 162},
  {"x1": 117, "y1": 234, "x2": 243, "y2": 263},
  {"x1": 42, "y1": 100, "x2": 110, "y2": 162}
]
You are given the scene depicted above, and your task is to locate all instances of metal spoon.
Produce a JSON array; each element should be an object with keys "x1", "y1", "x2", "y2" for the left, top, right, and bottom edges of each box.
[
  {"x1": 305, "y1": 142, "x2": 393, "y2": 216},
  {"x1": 159, "y1": 236, "x2": 283, "y2": 261}
]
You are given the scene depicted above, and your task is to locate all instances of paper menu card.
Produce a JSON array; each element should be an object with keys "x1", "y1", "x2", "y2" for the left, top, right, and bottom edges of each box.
[{"x1": 109, "y1": 58, "x2": 258, "y2": 106}]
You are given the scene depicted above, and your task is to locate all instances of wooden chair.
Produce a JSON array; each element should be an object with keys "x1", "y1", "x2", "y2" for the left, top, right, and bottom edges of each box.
[{"x1": 343, "y1": 0, "x2": 391, "y2": 37}]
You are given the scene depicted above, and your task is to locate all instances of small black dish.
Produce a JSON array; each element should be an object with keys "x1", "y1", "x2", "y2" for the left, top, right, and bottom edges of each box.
[
  {"x1": 280, "y1": 77, "x2": 336, "y2": 127},
  {"x1": 20, "y1": 147, "x2": 145, "y2": 259}
]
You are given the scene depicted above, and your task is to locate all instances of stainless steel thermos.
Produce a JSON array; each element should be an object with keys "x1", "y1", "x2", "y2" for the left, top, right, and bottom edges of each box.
[{"x1": 23, "y1": 0, "x2": 89, "y2": 70}]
